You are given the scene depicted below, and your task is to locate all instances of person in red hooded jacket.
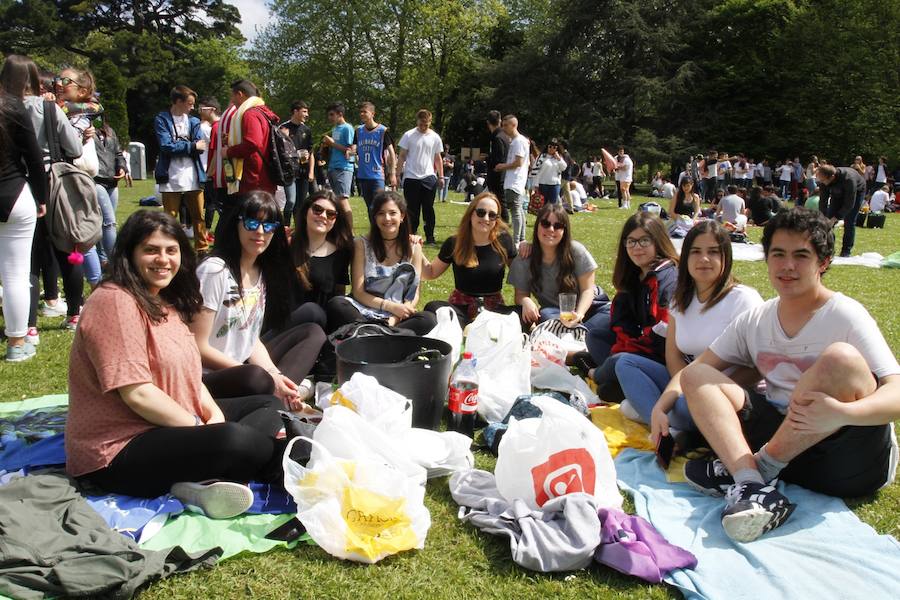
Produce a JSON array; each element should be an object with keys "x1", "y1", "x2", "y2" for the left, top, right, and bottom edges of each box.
[{"x1": 217, "y1": 80, "x2": 279, "y2": 231}]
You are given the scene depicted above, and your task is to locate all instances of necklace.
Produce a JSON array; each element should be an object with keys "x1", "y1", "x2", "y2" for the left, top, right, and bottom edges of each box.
[
  {"x1": 383, "y1": 236, "x2": 399, "y2": 241},
  {"x1": 309, "y1": 238, "x2": 328, "y2": 256}
]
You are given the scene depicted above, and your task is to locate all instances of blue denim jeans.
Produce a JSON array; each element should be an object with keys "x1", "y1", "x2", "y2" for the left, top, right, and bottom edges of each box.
[
  {"x1": 95, "y1": 182, "x2": 118, "y2": 262},
  {"x1": 539, "y1": 183, "x2": 560, "y2": 204},
  {"x1": 356, "y1": 178, "x2": 384, "y2": 218},
  {"x1": 82, "y1": 247, "x2": 102, "y2": 286},
  {"x1": 612, "y1": 353, "x2": 696, "y2": 430}
]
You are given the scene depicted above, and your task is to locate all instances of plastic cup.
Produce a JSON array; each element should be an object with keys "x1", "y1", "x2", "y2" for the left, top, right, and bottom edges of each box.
[{"x1": 558, "y1": 293, "x2": 577, "y2": 321}]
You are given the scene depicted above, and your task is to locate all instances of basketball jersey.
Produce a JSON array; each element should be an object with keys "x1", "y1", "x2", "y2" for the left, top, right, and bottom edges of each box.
[{"x1": 356, "y1": 124, "x2": 386, "y2": 180}]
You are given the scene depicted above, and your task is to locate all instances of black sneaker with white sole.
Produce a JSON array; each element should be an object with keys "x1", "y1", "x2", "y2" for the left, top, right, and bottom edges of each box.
[
  {"x1": 684, "y1": 457, "x2": 735, "y2": 497},
  {"x1": 721, "y1": 481, "x2": 796, "y2": 543}
]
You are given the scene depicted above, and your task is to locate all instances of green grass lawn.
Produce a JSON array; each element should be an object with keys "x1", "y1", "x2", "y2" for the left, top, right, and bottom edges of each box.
[{"x1": 2, "y1": 180, "x2": 899, "y2": 599}]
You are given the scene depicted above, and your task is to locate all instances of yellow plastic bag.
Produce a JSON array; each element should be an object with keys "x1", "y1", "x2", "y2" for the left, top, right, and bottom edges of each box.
[{"x1": 283, "y1": 437, "x2": 431, "y2": 563}]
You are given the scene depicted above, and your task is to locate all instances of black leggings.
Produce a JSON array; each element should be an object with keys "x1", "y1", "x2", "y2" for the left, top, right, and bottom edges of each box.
[
  {"x1": 203, "y1": 323, "x2": 327, "y2": 399},
  {"x1": 52, "y1": 247, "x2": 85, "y2": 318},
  {"x1": 28, "y1": 219, "x2": 61, "y2": 327},
  {"x1": 81, "y1": 395, "x2": 286, "y2": 498},
  {"x1": 326, "y1": 296, "x2": 437, "y2": 335}
]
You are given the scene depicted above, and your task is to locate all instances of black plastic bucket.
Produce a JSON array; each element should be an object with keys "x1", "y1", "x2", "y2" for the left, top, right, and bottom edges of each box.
[{"x1": 336, "y1": 335, "x2": 452, "y2": 430}]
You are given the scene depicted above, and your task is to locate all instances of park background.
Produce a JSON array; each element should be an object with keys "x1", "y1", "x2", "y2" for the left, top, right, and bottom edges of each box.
[{"x1": 1, "y1": 1, "x2": 899, "y2": 598}]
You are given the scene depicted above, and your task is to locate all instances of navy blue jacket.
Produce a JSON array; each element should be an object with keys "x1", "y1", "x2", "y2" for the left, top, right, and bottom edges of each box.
[{"x1": 153, "y1": 110, "x2": 206, "y2": 185}]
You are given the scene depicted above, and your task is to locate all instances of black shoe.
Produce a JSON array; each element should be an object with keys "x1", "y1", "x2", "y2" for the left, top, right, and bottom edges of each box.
[
  {"x1": 684, "y1": 457, "x2": 735, "y2": 497},
  {"x1": 572, "y1": 351, "x2": 597, "y2": 378},
  {"x1": 721, "y1": 481, "x2": 796, "y2": 542},
  {"x1": 839, "y1": 250, "x2": 851, "y2": 258},
  {"x1": 426, "y1": 237, "x2": 437, "y2": 245}
]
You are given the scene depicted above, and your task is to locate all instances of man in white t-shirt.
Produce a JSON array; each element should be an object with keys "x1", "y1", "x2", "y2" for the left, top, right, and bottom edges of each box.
[
  {"x1": 680, "y1": 207, "x2": 900, "y2": 543},
  {"x1": 869, "y1": 185, "x2": 890, "y2": 212},
  {"x1": 154, "y1": 85, "x2": 209, "y2": 252},
  {"x1": 397, "y1": 109, "x2": 444, "y2": 244},
  {"x1": 716, "y1": 184, "x2": 746, "y2": 225},
  {"x1": 614, "y1": 147, "x2": 634, "y2": 209},
  {"x1": 494, "y1": 114, "x2": 529, "y2": 242},
  {"x1": 776, "y1": 158, "x2": 793, "y2": 199},
  {"x1": 660, "y1": 178, "x2": 677, "y2": 200}
]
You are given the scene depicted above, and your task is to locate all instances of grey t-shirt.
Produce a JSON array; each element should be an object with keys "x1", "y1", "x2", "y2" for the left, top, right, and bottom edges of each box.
[
  {"x1": 507, "y1": 240, "x2": 597, "y2": 308},
  {"x1": 719, "y1": 194, "x2": 745, "y2": 223}
]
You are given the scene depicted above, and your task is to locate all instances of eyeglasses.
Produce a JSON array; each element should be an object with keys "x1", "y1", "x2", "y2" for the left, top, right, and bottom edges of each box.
[
  {"x1": 539, "y1": 219, "x2": 565, "y2": 231},
  {"x1": 56, "y1": 76, "x2": 77, "y2": 87},
  {"x1": 474, "y1": 208, "x2": 498, "y2": 221},
  {"x1": 310, "y1": 203, "x2": 338, "y2": 220},
  {"x1": 240, "y1": 217, "x2": 280, "y2": 233},
  {"x1": 624, "y1": 236, "x2": 653, "y2": 248}
]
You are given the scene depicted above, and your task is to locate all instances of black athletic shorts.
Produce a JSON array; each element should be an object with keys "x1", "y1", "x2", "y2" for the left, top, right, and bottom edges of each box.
[{"x1": 739, "y1": 390, "x2": 897, "y2": 498}]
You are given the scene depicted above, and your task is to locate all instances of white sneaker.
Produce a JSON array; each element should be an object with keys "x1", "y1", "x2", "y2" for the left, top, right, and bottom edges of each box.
[
  {"x1": 25, "y1": 327, "x2": 40, "y2": 346},
  {"x1": 41, "y1": 300, "x2": 68, "y2": 318},
  {"x1": 619, "y1": 399, "x2": 641, "y2": 421},
  {"x1": 170, "y1": 480, "x2": 254, "y2": 519}
]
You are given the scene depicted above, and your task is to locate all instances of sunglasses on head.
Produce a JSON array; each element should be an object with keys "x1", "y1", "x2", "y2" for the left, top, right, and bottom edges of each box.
[
  {"x1": 240, "y1": 217, "x2": 280, "y2": 233},
  {"x1": 474, "y1": 207, "x2": 498, "y2": 221},
  {"x1": 310, "y1": 203, "x2": 338, "y2": 220},
  {"x1": 539, "y1": 219, "x2": 565, "y2": 231}
]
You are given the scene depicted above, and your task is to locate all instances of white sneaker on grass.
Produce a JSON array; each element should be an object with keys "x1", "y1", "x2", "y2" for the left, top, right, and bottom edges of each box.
[
  {"x1": 25, "y1": 327, "x2": 40, "y2": 346},
  {"x1": 6, "y1": 342, "x2": 36, "y2": 362},
  {"x1": 40, "y1": 299, "x2": 68, "y2": 318},
  {"x1": 170, "y1": 480, "x2": 254, "y2": 519}
]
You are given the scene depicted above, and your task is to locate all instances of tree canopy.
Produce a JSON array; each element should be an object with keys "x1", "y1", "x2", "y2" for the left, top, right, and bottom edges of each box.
[{"x1": 2, "y1": 0, "x2": 897, "y2": 168}]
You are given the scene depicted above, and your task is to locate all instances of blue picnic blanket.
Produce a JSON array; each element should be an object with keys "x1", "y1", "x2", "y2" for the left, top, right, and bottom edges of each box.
[
  {"x1": 615, "y1": 448, "x2": 900, "y2": 600},
  {"x1": 0, "y1": 395, "x2": 297, "y2": 543}
]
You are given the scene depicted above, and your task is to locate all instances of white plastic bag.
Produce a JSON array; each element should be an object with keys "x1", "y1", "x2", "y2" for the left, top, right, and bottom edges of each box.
[
  {"x1": 530, "y1": 328, "x2": 568, "y2": 366},
  {"x1": 313, "y1": 405, "x2": 426, "y2": 484},
  {"x1": 283, "y1": 437, "x2": 431, "y2": 564},
  {"x1": 74, "y1": 138, "x2": 99, "y2": 177},
  {"x1": 425, "y1": 306, "x2": 463, "y2": 364},
  {"x1": 398, "y1": 428, "x2": 474, "y2": 478},
  {"x1": 530, "y1": 353, "x2": 599, "y2": 411},
  {"x1": 324, "y1": 372, "x2": 412, "y2": 435},
  {"x1": 464, "y1": 310, "x2": 531, "y2": 423},
  {"x1": 494, "y1": 396, "x2": 621, "y2": 511}
]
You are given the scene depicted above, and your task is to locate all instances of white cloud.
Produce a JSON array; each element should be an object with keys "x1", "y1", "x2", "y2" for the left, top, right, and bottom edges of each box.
[{"x1": 226, "y1": 0, "x2": 272, "y2": 43}]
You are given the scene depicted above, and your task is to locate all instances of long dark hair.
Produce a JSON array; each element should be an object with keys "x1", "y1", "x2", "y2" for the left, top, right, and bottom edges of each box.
[
  {"x1": 0, "y1": 54, "x2": 40, "y2": 98},
  {"x1": 206, "y1": 191, "x2": 293, "y2": 330},
  {"x1": 612, "y1": 212, "x2": 678, "y2": 292},
  {"x1": 104, "y1": 210, "x2": 202, "y2": 323},
  {"x1": 369, "y1": 190, "x2": 411, "y2": 262},
  {"x1": 674, "y1": 176, "x2": 697, "y2": 209},
  {"x1": 530, "y1": 203, "x2": 578, "y2": 295},
  {"x1": 673, "y1": 220, "x2": 736, "y2": 313},
  {"x1": 290, "y1": 189, "x2": 353, "y2": 290}
]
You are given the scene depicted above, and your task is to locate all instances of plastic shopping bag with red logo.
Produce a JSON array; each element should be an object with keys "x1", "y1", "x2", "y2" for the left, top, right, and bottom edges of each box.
[
  {"x1": 494, "y1": 396, "x2": 621, "y2": 511},
  {"x1": 282, "y1": 437, "x2": 431, "y2": 563}
]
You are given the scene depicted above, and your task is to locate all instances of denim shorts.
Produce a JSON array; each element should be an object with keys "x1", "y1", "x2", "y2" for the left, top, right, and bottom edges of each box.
[{"x1": 328, "y1": 169, "x2": 353, "y2": 198}]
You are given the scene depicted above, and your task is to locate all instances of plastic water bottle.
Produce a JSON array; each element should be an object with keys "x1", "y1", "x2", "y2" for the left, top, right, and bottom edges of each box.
[{"x1": 447, "y1": 352, "x2": 478, "y2": 438}]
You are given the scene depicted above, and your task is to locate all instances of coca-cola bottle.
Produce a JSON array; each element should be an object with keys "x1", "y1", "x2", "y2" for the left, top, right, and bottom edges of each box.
[{"x1": 447, "y1": 352, "x2": 479, "y2": 438}]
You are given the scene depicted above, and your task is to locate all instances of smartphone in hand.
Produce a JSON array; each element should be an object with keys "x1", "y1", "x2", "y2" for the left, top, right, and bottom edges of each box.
[{"x1": 656, "y1": 433, "x2": 675, "y2": 470}]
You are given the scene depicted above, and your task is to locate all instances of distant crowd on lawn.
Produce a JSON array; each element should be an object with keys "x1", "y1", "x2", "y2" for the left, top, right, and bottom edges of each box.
[{"x1": 1, "y1": 56, "x2": 898, "y2": 545}]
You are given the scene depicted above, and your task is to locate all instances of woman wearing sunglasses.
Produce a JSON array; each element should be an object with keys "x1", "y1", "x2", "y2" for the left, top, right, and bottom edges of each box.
[
  {"x1": 327, "y1": 190, "x2": 437, "y2": 334},
  {"x1": 189, "y1": 192, "x2": 326, "y2": 409},
  {"x1": 421, "y1": 192, "x2": 517, "y2": 326},
  {"x1": 614, "y1": 221, "x2": 762, "y2": 442},
  {"x1": 508, "y1": 203, "x2": 610, "y2": 335},
  {"x1": 288, "y1": 190, "x2": 354, "y2": 333},
  {"x1": 586, "y1": 212, "x2": 678, "y2": 403}
]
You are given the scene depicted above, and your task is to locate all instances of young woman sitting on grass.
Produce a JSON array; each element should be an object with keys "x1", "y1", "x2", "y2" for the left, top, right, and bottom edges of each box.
[
  {"x1": 66, "y1": 210, "x2": 286, "y2": 518},
  {"x1": 421, "y1": 191, "x2": 517, "y2": 326},
  {"x1": 289, "y1": 189, "x2": 354, "y2": 333},
  {"x1": 327, "y1": 191, "x2": 437, "y2": 335},
  {"x1": 190, "y1": 191, "x2": 326, "y2": 409},
  {"x1": 613, "y1": 220, "x2": 763, "y2": 441},
  {"x1": 587, "y1": 212, "x2": 678, "y2": 402},
  {"x1": 507, "y1": 203, "x2": 610, "y2": 337}
]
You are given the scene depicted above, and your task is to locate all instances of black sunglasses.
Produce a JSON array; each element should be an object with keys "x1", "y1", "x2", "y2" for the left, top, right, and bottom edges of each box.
[
  {"x1": 310, "y1": 203, "x2": 338, "y2": 220},
  {"x1": 56, "y1": 76, "x2": 77, "y2": 87},
  {"x1": 539, "y1": 219, "x2": 565, "y2": 231},
  {"x1": 240, "y1": 217, "x2": 280, "y2": 233},
  {"x1": 474, "y1": 207, "x2": 498, "y2": 221}
]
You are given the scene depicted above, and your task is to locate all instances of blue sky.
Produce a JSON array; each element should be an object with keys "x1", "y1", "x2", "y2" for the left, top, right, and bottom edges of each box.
[{"x1": 227, "y1": 0, "x2": 271, "y2": 43}]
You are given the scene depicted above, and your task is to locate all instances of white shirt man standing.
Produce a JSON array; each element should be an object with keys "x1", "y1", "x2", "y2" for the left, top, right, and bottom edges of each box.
[
  {"x1": 397, "y1": 109, "x2": 443, "y2": 244},
  {"x1": 614, "y1": 147, "x2": 634, "y2": 209},
  {"x1": 494, "y1": 114, "x2": 529, "y2": 243}
]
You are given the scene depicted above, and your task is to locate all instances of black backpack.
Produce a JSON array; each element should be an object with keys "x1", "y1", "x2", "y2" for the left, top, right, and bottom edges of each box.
[{"x1": 254, "y1": 108, "x2": 297, "y2": 187}]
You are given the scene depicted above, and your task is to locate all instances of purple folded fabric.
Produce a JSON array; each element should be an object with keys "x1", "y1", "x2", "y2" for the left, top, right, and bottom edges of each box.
[{"x1": 595, "y1": 507, "x2": 698, "y2": 583}]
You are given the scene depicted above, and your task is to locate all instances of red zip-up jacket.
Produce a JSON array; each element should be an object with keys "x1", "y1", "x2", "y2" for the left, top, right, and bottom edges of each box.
[{"x1": 226, "y1": 105, "x2": 278, "y2": 194}]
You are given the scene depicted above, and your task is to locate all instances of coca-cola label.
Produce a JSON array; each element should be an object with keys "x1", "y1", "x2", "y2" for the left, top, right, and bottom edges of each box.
[{"x1": 448, "y1": 384, "x2": 478, "y2": 414}]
